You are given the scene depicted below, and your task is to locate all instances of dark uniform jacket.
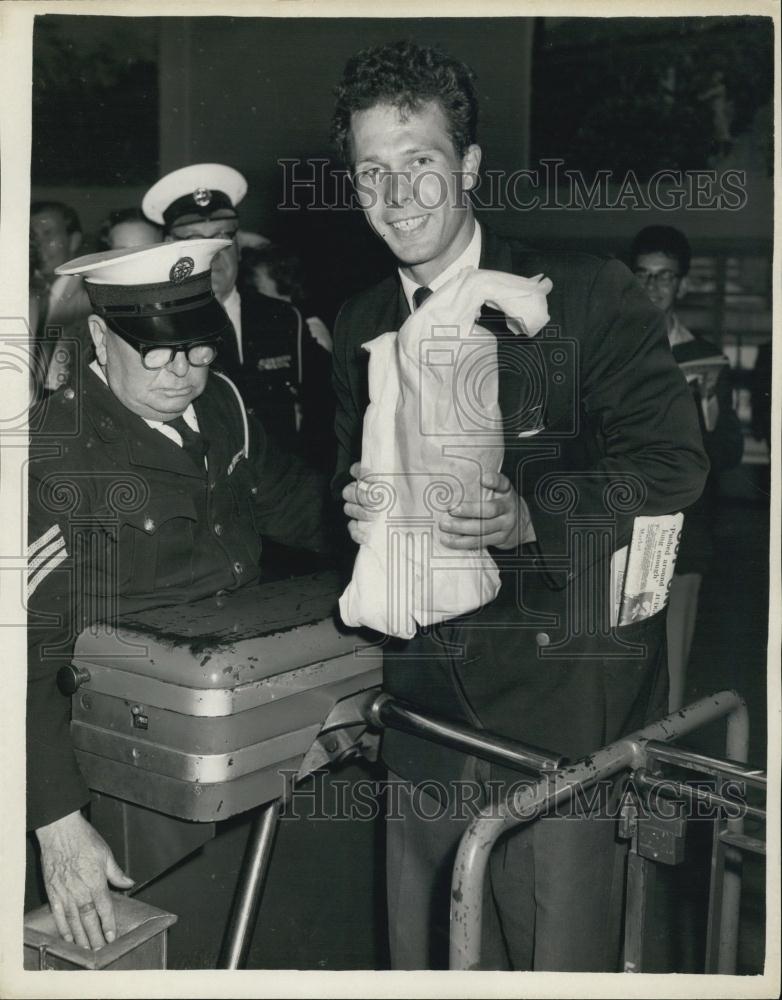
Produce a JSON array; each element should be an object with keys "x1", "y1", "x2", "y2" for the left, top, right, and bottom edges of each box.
[
  {"x1": 220, "y1": 287, "x2": 333, "y2": 466},
  {"x1": 331, "y1": 226, "x2": 709, "y2": 788},
  {"x1": 27, "y1": 367, "x2": 328, "y2": 830}
]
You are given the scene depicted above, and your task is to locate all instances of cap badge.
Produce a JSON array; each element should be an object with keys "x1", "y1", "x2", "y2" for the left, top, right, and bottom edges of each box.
[
  {"x1": 169, "y1": 256, "x2": 195, "y2": 284},
  {"x1": 193, "y1": 187, "x2": 212, "y2": 207}
]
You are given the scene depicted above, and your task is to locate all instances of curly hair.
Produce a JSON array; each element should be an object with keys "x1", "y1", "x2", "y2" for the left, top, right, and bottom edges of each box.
[
  {"x1": 331, "y1": 40, "x2": 479, "y2": 165},
  {"x1": 630, "y1": 226, "x2": 691, "y2": 277}
]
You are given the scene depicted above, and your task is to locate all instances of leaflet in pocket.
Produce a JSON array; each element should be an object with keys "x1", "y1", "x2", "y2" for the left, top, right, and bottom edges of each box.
[{"x1": 609, "y1": 513, "x2": 684, "y2": 627}]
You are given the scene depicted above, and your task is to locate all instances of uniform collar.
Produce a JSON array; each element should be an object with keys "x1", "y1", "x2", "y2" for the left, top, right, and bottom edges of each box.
[{"x1": 399, "y1": 220, "x2": 482, "y2": 312}]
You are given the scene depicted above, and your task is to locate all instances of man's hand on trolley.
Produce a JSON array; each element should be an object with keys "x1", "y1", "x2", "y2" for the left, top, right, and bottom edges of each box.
[{"x1": 35, "y1": 809, "x2": 135, "y2": 949}]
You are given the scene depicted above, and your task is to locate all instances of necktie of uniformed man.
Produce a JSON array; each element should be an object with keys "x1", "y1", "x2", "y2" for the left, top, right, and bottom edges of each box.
[
  {"x1": 169, "y1": 415, "x2": 207, "y2": 469},
  {"x1": 412, "y1": 286, "x2": 433, "y2": 310}
]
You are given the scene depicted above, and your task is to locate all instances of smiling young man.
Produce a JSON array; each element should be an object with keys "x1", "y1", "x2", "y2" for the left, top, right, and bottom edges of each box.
[{"x1": 330, "y1": 41, "x2": 709, "y2": 971}]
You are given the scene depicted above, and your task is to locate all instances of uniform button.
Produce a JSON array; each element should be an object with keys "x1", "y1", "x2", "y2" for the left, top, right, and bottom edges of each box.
[
  {"x1": 535, "y1": 632, "x2": 551, "y2": 647},
  {"x1": 214, "y1": 523, "x2": 223, "y2": 536},
  {"x1": 63, "y1": 388, "x2": 75, "y2": 401},
  {"x1": 250, "y1": 486, "x2": 258, "y2": 496},
  {"x1": 143, "y1": 516, "x2": 155, "y2": 532},
  {"x1": 209, "y1": 481, "x2": 216, "y2": 491},
  {"x1": 233, "y1": 562, "x2": 244, "y2": 575}
]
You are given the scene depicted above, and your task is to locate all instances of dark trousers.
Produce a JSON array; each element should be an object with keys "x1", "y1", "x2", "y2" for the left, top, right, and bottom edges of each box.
[{"x1": 386, "y1": 772, "x2": 627, "y2": 971}]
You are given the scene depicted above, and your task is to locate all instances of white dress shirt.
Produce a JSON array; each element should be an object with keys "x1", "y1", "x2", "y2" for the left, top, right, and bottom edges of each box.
[{"x1": 399, "y1": 221, "x2": 482, "y2": 313}]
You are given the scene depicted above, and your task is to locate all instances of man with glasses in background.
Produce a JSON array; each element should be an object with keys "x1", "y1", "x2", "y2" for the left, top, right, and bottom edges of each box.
[
  {"x1": 630, "y1": 225, "x2": 743, "y2": 712},
  {"x1": 26, "y1": 240, "x2": 329, "y2": 951}
]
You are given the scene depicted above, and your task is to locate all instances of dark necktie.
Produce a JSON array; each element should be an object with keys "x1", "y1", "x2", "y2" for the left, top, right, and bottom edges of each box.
[
  {"x1": 169, "y1": 415, "x2": 207, "y2": 469},
  {"x1": 412, "y1": 286, "x2": 433, "y2": 310}
]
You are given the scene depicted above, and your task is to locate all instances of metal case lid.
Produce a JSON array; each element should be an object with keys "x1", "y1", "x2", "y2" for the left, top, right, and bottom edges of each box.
[{"x1": 73, "y1": 572, "x2": 373, "y2": 690}]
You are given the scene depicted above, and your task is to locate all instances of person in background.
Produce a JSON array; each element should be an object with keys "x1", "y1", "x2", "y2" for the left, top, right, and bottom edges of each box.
[
  {"x1": 631, "y1": 225, "x2": 743, "y2": 711},
  {"x1": 29, "y1": 200, "x2": 93, "y2": 390},
  {"x1": 241, "y1": 244, "x2": 336, "y2": 473},
  {"x1": 243, "y1": 244, "x2": 333, "y2": 353},
  {"x1": 98, "y1": 207, "x2": 161, "y2": 251}
]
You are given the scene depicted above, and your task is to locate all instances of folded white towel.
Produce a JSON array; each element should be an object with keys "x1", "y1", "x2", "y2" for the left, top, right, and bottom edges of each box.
[{"x1": 339, "y1": 266, "x2": 553, "y2": 638}]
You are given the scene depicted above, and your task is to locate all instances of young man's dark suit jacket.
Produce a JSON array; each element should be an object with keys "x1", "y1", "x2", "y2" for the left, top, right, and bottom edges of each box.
[{"x1": 332, "y1": 225, "x2": 709, "y2": 790}]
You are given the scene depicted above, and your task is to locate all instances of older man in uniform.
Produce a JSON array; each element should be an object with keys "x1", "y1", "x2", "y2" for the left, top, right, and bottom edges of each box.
[
  {"x1": 142, "y1": 164, "x2": 314, "y2": 452},
  {"x1": 27, "y1": 239, "x2": 329, "y2": 951}
]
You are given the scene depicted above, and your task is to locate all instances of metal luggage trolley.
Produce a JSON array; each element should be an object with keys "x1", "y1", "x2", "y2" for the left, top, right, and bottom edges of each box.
[
  {"x1": 56, "y1": 572, "x2": 766, "y2": 972},
  {"x1": 444, "y1": 689, "x2": 766, "y2": 972}
]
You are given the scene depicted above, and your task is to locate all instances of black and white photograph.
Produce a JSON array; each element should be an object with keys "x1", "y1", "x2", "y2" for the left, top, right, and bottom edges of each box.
[{"x1": 0, "y1": 1, "x2": 778, "y2": 996}]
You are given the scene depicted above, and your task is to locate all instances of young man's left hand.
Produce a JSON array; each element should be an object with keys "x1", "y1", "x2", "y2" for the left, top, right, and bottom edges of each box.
[{"x1": 439, "y1": 471, "x2": 535, "y2": 550}]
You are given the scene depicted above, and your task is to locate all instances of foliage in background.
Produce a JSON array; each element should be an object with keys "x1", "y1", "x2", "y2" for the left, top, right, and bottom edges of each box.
[
  {"x1": 531, "y1": 17, "x2": 774, "y2": 179},
  {"x1": 32, "y1": 16, "x2": 159, "y2": 185}
]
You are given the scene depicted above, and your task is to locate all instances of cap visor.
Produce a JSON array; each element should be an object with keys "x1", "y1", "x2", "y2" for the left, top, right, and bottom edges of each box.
[{"x1": 104, "y1": 298, "x2": 233, "y2": 345}]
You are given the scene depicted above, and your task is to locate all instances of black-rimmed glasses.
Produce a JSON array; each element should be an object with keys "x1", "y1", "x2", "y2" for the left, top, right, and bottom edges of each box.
[{"x1": 110, "y1": 327, "x2": 222, "y2": 370}]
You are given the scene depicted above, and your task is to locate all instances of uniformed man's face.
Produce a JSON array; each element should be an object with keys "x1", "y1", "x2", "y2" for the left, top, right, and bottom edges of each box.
[
  {"x1": 349, "y1": 100, "x2": 481, "y2": 285},
  {"x1": 168, "y1": 215, "x2": 239, "y2": 303},
  {"x1": 30, "y1": 209, "x2": 82, "y2": 279},
  {"x1": 90, "y1": 317, "x2": 210, "y2": 422}
]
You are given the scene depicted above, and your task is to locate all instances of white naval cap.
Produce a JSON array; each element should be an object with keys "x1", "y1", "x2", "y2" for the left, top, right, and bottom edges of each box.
[
  {"x1": 55, "y1": 239, "x2": 233, "y2": 345},
  {"x1": 142, "y1": 163, "x2": 248, "y2": 229}
]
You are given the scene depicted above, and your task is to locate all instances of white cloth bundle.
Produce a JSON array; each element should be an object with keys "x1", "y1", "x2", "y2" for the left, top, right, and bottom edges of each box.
[{"x1": 339, "y1": 267, "x2": 553, "y2": 638}]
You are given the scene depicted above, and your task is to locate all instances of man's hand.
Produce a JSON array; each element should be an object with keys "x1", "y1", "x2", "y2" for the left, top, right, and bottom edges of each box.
[
  {"x1": 439, "y1": 471, "x2": 535, "y2": 550},
  {"x1": 342, "y1": 462, "x2": 378, "y2": 545},
  {"x1": 35, "y1": 810, "x2": 134, "y2": 949}
]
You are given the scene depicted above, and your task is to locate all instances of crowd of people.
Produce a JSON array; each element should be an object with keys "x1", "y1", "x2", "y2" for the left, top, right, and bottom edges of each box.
[{"x1": 25, "y1": 38, "x2": 756, "y2": 972}]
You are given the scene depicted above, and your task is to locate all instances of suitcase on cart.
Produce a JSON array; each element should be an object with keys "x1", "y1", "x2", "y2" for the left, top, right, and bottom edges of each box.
[{"x1": 63, "y1": 572, "x2": 382, "y2": 882}]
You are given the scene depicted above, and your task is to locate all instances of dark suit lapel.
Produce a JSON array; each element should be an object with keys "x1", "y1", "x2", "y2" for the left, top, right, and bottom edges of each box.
[
  {"x1": 477, "y1": 227, "x2": 546, "y2": 438},
  {"x1": 353, "y1": 277, "x2": 408, "y2": 413},
  {"x1": 479, "y1": 226, "x2": 515, "y2": 273}
]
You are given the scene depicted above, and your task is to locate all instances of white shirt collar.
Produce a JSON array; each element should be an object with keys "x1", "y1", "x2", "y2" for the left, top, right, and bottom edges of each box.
[
  {"x1": 88, "y1": 358, "x2": 200, "y2": 439},
  {"x1": 222, "y1": 286, "x2": 243, "y2": 363},
  {"x1": 667, "y1": 311, "x2": 695, "y2": 348},
  {"x1": 399, "y1": 221, "x2": 482, "y2": 312}
]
